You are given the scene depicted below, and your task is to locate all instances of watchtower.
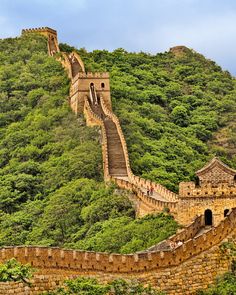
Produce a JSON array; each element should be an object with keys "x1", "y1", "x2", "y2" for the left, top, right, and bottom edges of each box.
[
  {"x1": 178, "y1": 157, "x2": 236, "y2": 226},
  {"x1": 21, "y1": 27, "x2": 60, "y2": 56},
  {"x1": 70, "y1": 72, "x2": 112, "y2": 114}
]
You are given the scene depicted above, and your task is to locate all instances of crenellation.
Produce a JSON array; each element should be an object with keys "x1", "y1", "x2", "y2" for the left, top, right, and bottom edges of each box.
[{"x1": 179, "y1": 181, "x2": 236, "y2": 198}]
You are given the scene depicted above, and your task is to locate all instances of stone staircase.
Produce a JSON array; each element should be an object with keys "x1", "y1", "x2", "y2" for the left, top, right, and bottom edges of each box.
[
  {"x1": 89, "y1": 88, "x2": 128, "y2": 177},
  {"x1": 85, "y1": 86, "x2": 180, "y2": 217},
  {"x1": 104, "y1": 119, "x2": 128, "y2": 177}
]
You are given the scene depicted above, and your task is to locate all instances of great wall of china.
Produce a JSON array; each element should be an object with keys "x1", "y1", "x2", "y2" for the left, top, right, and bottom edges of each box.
[{"x1": 0, "y1": 27, "x2": 236, "y2": 294}]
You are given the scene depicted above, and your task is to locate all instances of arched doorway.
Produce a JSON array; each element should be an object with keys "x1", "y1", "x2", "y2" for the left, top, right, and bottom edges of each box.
[
  {"x1": 204, "y1": 209, "x2": 213, "y2": 226},
  {"x1": 224, "y1": 209, "x2": 230, "y2": 217}
]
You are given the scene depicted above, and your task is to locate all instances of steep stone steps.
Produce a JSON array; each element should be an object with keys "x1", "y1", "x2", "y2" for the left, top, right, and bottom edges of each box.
[
  {"x1": 104, "y1": 118, "x2": 128, "y2": 176},
  {"x1": 89, "y1": 98, "x2": 128, "y2": 177}
]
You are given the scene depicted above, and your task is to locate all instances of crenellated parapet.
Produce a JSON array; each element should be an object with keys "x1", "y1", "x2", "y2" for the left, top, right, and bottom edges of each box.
[
  {"x1": 0, "y1": 207, "x2": 236, "y2": 294},
  {"x1": 22, "y1": 27, "x2": 57, "y2": 35},
  {"x1": 73, "y1": 72, "x2": 110, "y2": 81},
  {"x1": 0, "y1": 208, "x2": 235, "y2": 273},
  {"x1": 179, "y1": 181, "x2": 236, "y2": 198},
  {"x1": 130, "y1": 174, "x2": 179, "y2": 202},
  {"x1": 111, "y1": 177, "x2": 178, "y2": 216}
]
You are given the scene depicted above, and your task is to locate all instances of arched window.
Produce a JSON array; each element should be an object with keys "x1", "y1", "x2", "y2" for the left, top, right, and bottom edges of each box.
[
  {"x1": 90, "y1": 82, "x2": 94, "y2": 87},
  {"x1": 204, "y1": 209, "x2": 213, "y2": 226},
  {"x1": 224, "y1": 209, "x2": 230, "y2": 217},
  {"x1": 101, "y1": 82, "x2": 105, "y2": 89}
]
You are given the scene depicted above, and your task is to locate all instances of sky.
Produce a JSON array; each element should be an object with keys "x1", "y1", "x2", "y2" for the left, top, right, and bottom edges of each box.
[{"x1": 0, "y1": 0, "x2": 236, "y2": 75}]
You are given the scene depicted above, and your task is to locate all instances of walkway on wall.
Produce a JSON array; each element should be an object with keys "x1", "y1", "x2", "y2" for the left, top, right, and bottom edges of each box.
[
  {"x1": 87, "y1": 85, "x2": 178, "y2": 209},
  {"x1": 89, "y1": 85, "x2": 128, "y2": 177}
]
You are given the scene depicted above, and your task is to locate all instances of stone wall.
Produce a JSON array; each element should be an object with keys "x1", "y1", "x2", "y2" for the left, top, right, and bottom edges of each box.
[
  {"x1": 83, "y1": 98, "x2": 110, "y2": 179},
  {"x1": 112, "y1": 177, "x2": 178, "y2": 217},
  {"x1": 177, "y1": 195, "x2": 236, "y2": 225},
  {"x1": 0, "y1": 208, "x2": 235, "y2": 294}
]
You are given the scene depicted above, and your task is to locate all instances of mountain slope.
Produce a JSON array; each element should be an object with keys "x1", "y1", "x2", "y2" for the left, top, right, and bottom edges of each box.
[
  {"x1": 0, "y1": 34, "x2": 178, "y2": 253},
  {"x1": 70, "y1": 45, "x2": 236, "y2": 191}
]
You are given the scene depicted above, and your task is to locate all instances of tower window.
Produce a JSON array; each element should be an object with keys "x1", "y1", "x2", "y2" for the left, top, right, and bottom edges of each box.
[{"x1": 204, "y1": 209, "x2": 213, "y2": 226}]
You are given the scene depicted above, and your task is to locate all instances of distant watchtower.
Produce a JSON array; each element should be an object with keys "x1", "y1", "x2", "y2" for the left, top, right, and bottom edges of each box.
[
  {"x1": 21, "y1": 27, "x2": 60, "y2": 56},
  {"x1": 178, "y1": 157, "x2": 236, "y2": 226}
]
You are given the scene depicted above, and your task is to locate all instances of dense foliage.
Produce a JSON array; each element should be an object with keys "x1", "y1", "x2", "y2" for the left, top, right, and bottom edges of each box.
[
  {"x1": 0, "y1": 34, "x2": 178, "y2": 252},
  {"x1": 65, "y1": 45, "x2": 236, "y2": 191},
  {"x1": 0, "y1": 258, "x2": 34, "y2": 284},
  {"x1": 44, "y1": 277, "x2": 164, "y2": 295}
]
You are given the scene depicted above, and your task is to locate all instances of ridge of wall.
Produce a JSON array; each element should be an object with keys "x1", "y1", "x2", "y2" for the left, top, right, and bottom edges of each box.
[
  {"x1": 146, "y1": 214, "x2": 204, "y2": 252},
  {"x1": 0, "y1": 208, "x2": 235, "y2": 273},
  {"x1": 111, "y1": 177, "x2": 177, "y2": 216},
  {"x1": 130, "y1": 174, "x2": 179, "y2": 202},
  {"x1": 58, "y1": 52, "x2": 73, "y2": 79}
]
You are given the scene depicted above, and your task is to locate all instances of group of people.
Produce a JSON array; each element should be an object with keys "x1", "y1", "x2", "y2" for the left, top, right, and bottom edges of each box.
[
  {"x1": 147, "y1": 186, "x2": 154, "y2": 196},
  {"x1": 168, "y1": 240, "x2": 183, "y2": 250}
]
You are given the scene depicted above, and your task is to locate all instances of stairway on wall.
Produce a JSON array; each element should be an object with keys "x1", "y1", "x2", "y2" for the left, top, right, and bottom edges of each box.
[
  {"x1": 65, "y1": 53, "x2": 178, "y2": 214},
  {"x1": 104, "y1": 119, "x2": 128, "y2": 177},
  {"x1": 87, "y1": 87, "x2": 178, "y2": 212},
  {"x1": 89, "y1": 91, "x2": 128, "y2": 178}
]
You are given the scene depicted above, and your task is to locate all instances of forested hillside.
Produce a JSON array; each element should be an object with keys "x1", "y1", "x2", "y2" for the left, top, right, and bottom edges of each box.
[
  {"x1": 0, "y1": 34, "x2": 178, "y2": 253},
  {"x1": 0, "y1": 33, "x2": 236, "y2": 254},
  {"x1": 63, "y1": 44, "x2": 236, "y2": 191}
]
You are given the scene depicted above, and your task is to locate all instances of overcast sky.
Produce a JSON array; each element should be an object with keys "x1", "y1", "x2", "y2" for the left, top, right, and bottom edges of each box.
[{"x1": 0, "y1": 0, "x2": 236, "y2": 75}]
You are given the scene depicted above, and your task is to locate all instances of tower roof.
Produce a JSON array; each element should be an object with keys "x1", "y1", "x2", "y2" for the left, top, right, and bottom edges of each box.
[{"x1": 196, "y1": 157, "x2": 236, "y2": 177}]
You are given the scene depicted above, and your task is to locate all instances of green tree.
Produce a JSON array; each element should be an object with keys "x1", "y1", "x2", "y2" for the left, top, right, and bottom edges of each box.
[{"x1": 0, "y1": 258, "x2": 34, "y2": 285}]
